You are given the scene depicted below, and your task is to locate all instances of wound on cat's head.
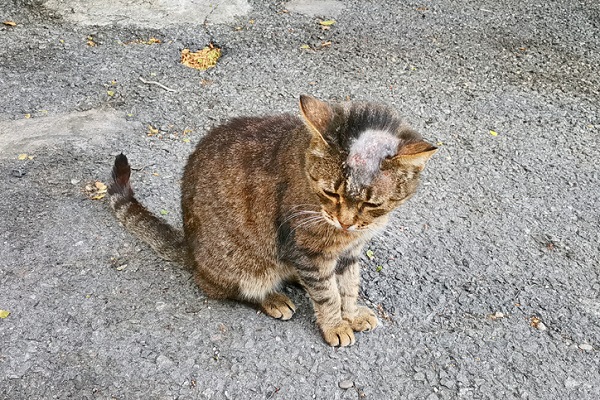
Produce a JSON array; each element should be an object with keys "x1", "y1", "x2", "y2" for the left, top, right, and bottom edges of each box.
[{"x1": 299, "y1": 95, "x2": 437, "y2": 232}]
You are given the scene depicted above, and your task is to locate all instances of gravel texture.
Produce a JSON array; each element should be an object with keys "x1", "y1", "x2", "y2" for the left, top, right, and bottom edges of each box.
[{"x1": 1, "y1": 0, "x2": 599, "y2": 399}]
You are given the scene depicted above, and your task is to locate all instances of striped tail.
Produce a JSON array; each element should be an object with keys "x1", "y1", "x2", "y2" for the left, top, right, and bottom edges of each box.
[{"x1": 108, "y1": 153, "x2": 191, "y2": 267}]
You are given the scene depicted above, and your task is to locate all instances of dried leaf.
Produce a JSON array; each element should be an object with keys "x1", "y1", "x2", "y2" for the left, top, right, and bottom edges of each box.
[
  {"x1": 3, "y1": 21, "x2": 17, "y2": 27},
  {"x1": 17, "y1": 153, "x2": 28, "y2": 160},
  {"x1": 95, "y1": 181, "x2": 107, "y2": 190},
  {"x1": 366, "y1": 249, "x2": 374, "y2": 260},
  {"x1": 147, "y1": 125, "x2": 159, "y2": 136},
  {"x1": 0, "y1": 309, "x2": 10, "y2": 318},
  {"x1": 319, "y1": 19, "x2": 336, "y2": 26},
  {"x1": 107, "y1": 90, "x2": 115, "y2": 97},
  {"x1": 181, "y1": 45, "x2": 221, "y2": 71},
  {"x1": 489, "y1": 130, "x2": 498, "y2": 136},
  {"x1": 300, "y1": 44, "x2": 310, "y2": 50}
]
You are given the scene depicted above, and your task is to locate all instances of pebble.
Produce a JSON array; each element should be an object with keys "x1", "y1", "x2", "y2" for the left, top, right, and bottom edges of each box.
[
  {"x1": 413, "y1": 372, "x2": 426, "y2": 381},
  {"x1": 338, "y1": 380, "x2": 354, "y2": 389},
  {"x1": 536, "y1": 322, "x2": 547, "y2": 331},
  {"x1": 579, "y1": 343, "x2": 593, "y2": 351}
]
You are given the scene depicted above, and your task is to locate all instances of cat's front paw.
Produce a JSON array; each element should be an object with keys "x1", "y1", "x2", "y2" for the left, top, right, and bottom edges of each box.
[
  {"x1": 260, "y1": 292, "x2": 296, "y2": 320},
  {"x1": 321, "y1": 321, "x2": 355, "y2": 347},
  {"x1": 344, "y1": 306, "x2": 378, "y2": 332}
]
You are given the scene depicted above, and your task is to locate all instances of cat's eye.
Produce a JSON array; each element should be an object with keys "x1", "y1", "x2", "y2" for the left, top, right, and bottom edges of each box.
[
  {"x1": 322, "y1": 189, "x2": 340, "y2": 200},
  {"x1": 361, "y1": 201, "x2": 383, "y2": 209}
]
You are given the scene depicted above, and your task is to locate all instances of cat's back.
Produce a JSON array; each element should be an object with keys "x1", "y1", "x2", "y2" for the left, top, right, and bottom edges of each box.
[{"x1": 182, "y1": 113, "x2": 306, "y2": 207}]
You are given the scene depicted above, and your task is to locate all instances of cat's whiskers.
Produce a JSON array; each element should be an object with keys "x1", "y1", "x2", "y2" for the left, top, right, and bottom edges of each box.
[{"x1": 288, "y1": 215, "x2": 327, "y2": 236}]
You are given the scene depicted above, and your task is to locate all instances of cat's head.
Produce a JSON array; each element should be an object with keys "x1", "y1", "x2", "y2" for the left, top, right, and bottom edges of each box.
[{"x1": 299, "y1": 95, "x2": 437, "y2": 233}]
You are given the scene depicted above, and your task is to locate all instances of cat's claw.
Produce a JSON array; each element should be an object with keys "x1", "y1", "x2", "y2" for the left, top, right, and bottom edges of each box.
[
  {"x1": 260, "y1": 292, "x2": 296, "y2": 320},
  {"x1": 321, "y1": 321, "x2": 356, "y2": 347},
  {"x1": 344, "y1": 306, "x2": 379, "y2": 332}
]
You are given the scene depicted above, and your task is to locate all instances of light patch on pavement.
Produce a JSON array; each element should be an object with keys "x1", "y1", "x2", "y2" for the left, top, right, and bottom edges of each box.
[
  {"x1": 43, "y1": 0, "x2": 251, "y2": 28},
  {"x1": 286, "y1": 0, "x2": 343, "y2": 17},
  {"x1": 0, "y1": 109, "x2": 141, "y2": 155}
]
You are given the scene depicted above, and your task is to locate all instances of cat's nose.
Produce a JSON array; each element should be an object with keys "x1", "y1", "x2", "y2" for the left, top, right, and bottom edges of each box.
[{"x1": 339, "y1": 222, "x2": 352, "y2": 231}]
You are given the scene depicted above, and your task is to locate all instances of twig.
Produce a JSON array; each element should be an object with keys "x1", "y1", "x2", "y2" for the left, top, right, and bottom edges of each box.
[{"x1": 139, "y1": 77, "x2": 177, "y2": 92}]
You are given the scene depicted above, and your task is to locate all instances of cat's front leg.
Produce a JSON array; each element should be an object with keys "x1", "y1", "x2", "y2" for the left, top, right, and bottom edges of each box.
[
  {"x1": 295, "y1": 257, "x2": 355, "y2": 347},
  {"x1": 336, "y1": 250, "x2": 379, "y2": 332}
]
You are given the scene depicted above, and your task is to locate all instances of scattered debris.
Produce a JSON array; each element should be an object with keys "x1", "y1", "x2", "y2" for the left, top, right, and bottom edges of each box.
[
  {"x1": 17, "y1": 153, "x2": 34, "y2": 160},
  {"x1": 181, "y1": 44, "x2": 221, "y2": 71},
  {"x1": 366, "y1": 249, "x2": 374, "y2": 260},
  {"x1": 86, "y1": 35, "x2": 97, "y2": 47},
  {"x1": 139, "y1": 76, "x2": 176, "y2": 93},
  {"x1": 319, "y1": 19, "x2": 336, "y2": 26},
  {"x1": 530, "y1": 316, "x2": 547, "y2": 331},
  {"x1": 124, "y1": 37, "x2": 161, "y2": 45},
  {"x1": 3, "y1": 21, "x2": 17, "y2": 27},
  {"x1": 85, "y1": 181, "x2": 108, "y2": 200},
  {"x1": 339, "y1": 380, "x2": 354, "y2": 389},
  {"x1": 489, "y1": 311, "x2": 506, "y2": 320},
  {"x1": 578, "y1": 343, "x2": 593, "y2": 352},
  {"x1": 147, "y1": 125, "x2": 159, "y2": 136}
]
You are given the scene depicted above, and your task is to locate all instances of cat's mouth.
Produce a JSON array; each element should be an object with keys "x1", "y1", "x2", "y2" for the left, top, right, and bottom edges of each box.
[{"x1": 322, "y1": 211, "x2": 363, "y2": 233}]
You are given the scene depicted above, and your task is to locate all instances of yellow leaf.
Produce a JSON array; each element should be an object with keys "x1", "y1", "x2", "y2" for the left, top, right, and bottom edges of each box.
[
  {"x1": 18, "y1": 153, "x2": 28, "y2": 160},
  {"x1": 147, "y1": 125, "x2": 159, "y2": 136},
  {"x1": 182, "y1": 137, "x2": 191, "y2": 143},
  {"x1": 91, "y1": 193, "x2": 106, "y2": 200},
  {"x1": 180, "y1": 45, "x2": 222, "y2": 71},
  {"x1": 489, "y1": 130, "x2": 498, "y2": 136},
  {"x1": 95, "y1": 181, "x2": 107, "y2": 190},
  {"x1": 300, "y1": 44, "x2": 310, "y2": 50},
  {"x1": 3, "y1": 21, "x2": 17, "y2": 27},
  {"x1": 0, "y1": 309, "x2": 10, "y2": 318},
  {"x1": 24, "y1": 113, "x2": 31, "y2": 119},
  {"x1": 107, "y1": 90, "x2": 115, "y2": 96},
  {"x1": 319, "y1": 19, "x2": 336, "y2": 26}
]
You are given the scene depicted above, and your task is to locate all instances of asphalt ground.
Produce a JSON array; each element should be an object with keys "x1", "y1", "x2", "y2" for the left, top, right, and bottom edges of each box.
[{"x1": 0, "y1": 0, "x2": 599, "y2": 399}]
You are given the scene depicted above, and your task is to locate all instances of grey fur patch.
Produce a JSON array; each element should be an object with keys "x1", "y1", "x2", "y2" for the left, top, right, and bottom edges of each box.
[{"x1": 346, "y1": 129, "x2": 399, "y2": 193}]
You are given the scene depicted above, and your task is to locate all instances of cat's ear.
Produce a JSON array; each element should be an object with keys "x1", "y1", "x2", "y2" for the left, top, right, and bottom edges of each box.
[
  {"x1": 299, "y1": 95, "x2": 333, "y2": 145},
  {"x1": 382, "y1": 141, "x2": 438, "y2": 171}
]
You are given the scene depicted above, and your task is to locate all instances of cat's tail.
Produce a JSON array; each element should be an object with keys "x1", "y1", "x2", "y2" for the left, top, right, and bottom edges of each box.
[{"x1": 108, "y1": 153, "x2": 192, "y2": 268}]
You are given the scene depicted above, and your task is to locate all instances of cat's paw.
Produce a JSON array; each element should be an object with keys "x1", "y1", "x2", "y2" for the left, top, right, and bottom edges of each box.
[
  {"x1": 344, "y1": 306, "x2": 378, "y2": 332},
  {"x1": 260, "y1": 292, "x2": 296, "y2": 320},
  {"x1": 321, "y1": 321, "x2": 356, "y2": 347}
]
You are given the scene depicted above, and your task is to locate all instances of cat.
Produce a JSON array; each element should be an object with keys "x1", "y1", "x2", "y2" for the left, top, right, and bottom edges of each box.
[{"x1": 108, "y1": 95, "x2": 437, "y2": 347}]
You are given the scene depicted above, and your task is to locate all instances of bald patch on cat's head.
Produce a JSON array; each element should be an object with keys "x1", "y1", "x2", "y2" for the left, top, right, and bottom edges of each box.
[{"x1": 346, "y1": 129, "x2": 400, "y2": 194}]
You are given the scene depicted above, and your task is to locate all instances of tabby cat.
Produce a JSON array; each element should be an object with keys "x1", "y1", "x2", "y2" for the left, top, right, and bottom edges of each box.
[{"x1": 108, "y1": 95, "x2": 436, "y2": 346}]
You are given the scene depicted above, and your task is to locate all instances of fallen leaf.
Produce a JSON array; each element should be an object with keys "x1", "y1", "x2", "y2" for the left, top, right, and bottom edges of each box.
[
  {"x1": 107, "y1": 90, "x2": 115, "y2": 97},
  {"x1": 24, "y1": 114, "x2": 31, "y2": 119},
  {"x1": 86, "y1": 181, "x2": 108, "y2": 200},
  {"x1": 0, "y1": 309, "x2": 10, "y2": 318},
  {"x1": 182, "y1": 137, "x2": 191, "y2": 143},
  {"x1": 160, "y1": 209, "x2": 169, "y2": 215},
  {"x1": 366, "y1": 249, "x2": 374, "y2": 260},
  {"x1": 376, "y1": 265, "x2": 383, "y2": 272},
  {"x1": 3, "y1": 21, "x2": 17, "y2": 27},
  {"x1": 147, "y1": 125, "x2": 159, "y2": 136},
  {"x1": 319, "y1": 19, "x2": 336, "y2": 26},
  {"x1": 489, "y1": 130, "x2": 498, "y2": 136},
  {"x1": 17, "y1": 154, "x2": 28, "y2": 160},
  {"x1": 300, "y1": 44, "x2": 310, "y2": 50},
  {"x1": 181, "y1": 44, "x2": 221, "y2": 71}
]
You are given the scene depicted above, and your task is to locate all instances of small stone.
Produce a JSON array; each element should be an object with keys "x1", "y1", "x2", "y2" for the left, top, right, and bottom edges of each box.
[
  {"x1": 338, "y1": 380, "x2": 353, "y2": 389},
  {"x1": 579, "y1": 343, "x2": 593, "y2": 351},
  {"x1": 414, "y1": 372, "x2": 426, "y2": 381},
  {"x1": 71, "y1": 178, "x2": 81, "y2": 185},
  {"x1": 536, "y1": 322, "x2": 547, "y2": 331}
]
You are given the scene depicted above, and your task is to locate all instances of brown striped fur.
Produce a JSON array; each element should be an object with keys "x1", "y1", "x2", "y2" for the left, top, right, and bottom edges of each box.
[{"x1": 109, "y1": 95, "x2": 436, "y2": 346}]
